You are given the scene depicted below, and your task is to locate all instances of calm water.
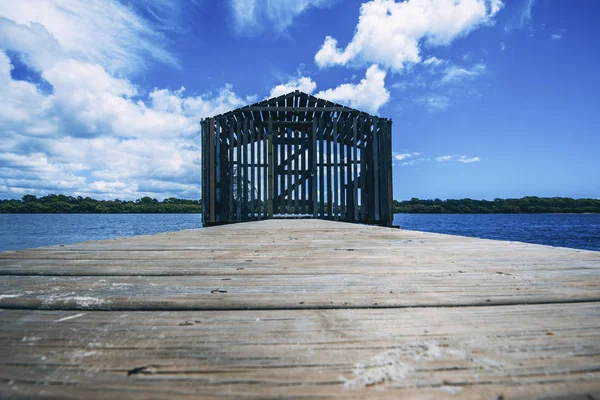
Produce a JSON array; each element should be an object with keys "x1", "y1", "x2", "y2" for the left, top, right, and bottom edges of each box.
[
  {"x1": 0, "y1": 213, "x2": 598, "y2": 252},
  {"x1": 394, "y1": 213, "x2": 600, "y2": 252},
  {"x1": 0, "y1": 214, "x2": 202, "y2": 251}
]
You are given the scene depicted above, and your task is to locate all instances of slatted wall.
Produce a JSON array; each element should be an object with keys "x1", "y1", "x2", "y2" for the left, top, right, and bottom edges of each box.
[{"x1": 201, "y1": 91, "x2": 393, "y2": 227}]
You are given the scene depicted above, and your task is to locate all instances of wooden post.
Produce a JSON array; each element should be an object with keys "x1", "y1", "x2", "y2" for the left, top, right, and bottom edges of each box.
[
  {"x1": 339, "y1": 119, "x2": 346, "y2": 220},
  {"x1": 311, "y1": 119, "x2": 318, "y2": 218},
  {"x1": 250, "y1": 120, "x2": 255, "y2": 220},
  {"x1": 287, "y1": 128, "x2": 292, "y2": 215},
  {"x1": 333, "y1": 120, "x2": 339, "y2": 220},
  {"x1": 386, "y1": 120, "x2": 394, "y2": 227},
  {"x1": 236, "y1": 120, "x2": 242, "y2": 222},
  {"x1": 346, "y1": 118, "x2": 353, "y2": 221},
  {"x1": 209, "y1": 117, "x2": 216, "y2": 224},
  {"x1": 360, "y1": 118, "x2": 366, "y2": 221},
  {"x1": 294, "y1": 129, "x2": 299, "y2": 215},
  {"x1": 255, "y1": 124, "x2": 265, "y2": 219},
  {"x1": 373, "y1": 117, "x2": 380, "y2": 222},
  {"x1": 319, "y1": 118, "x2": 325, "y2": 218},
  {"x1": 267, "y1": 118, "x2": 274, "y2": 218}
]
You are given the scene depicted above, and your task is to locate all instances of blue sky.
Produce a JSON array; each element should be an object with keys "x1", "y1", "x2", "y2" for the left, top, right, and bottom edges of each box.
[{"x1": 0, "y1": 0, "x2": 598, "y2": 201}]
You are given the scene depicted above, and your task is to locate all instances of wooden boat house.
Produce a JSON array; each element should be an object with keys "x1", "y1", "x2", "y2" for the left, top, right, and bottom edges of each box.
[{"x1": 201, "y1": 91, "x2": 393, "y2": 227}]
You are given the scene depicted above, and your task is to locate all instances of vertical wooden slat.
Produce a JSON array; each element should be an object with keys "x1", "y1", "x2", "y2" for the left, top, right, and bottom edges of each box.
[
  {"x1": 386, "y1": 120, "x2": 394, "y2": 227},
  {"x1": 257, "y1": 125, "x2": 262, "y2": 220},
  {"x1": 353, "y1": 117, "x2": 359, "y2": 221},
  {"x1": 287, "y1": 128, "x2": 292, "y2": 214},
  {"x1": 360, "y1": 118, "x2": 367, "y2": 221},
  {"x1": 242, "y1": 119, "x2": 248, "y2": 221},
  {"x1": 201, "y1": 120, "x2": 208, "y2": 226},
  {"x1": 272, "y1": 123, "x2": 278, "y2": 215},
  {"x1": 326, "y1": 120, "x2": 332, "y2": 219},
  {"x1": 236, "y1": 120, "x2": 242, "y2": 222},
  {"x1": 228, "y1": 119, "x2": 234, "y2": 222},
  {"x1": 302, "y1": 130, "x2": 308, "y2": 214},
  {"x1": 215, "y1": 119, "x2": 220, "y2": 222},
  {"x1": 294, "y1": 129, "x2": 299, "y2": 214},
  {"x1": 333, "y1": 120, "x2": 339, "y2": 220},
  {"x1": 318, "y1": 118, "x2": 325, "y2": 218},
  {"x1": 365, "y1": 120, "x2": 374, "y2": 221},
  {"x1": 339, "y1": 119, "x2": 346, "y2": 220},
  {"x1": 264, "y1": 125, "x2": 269, "y2": 218},
  {"x1": 267, "y1": 119, "x2": 274, "y2": 218},
  {"x1": 250, "y1": 120, "x2": 255, "y2": 220},
  {"x1": 346, "y1": 118, "x2": 353, "y2": 221},
  {"x1": 373, "y1": 117, "x2": 380, "y2": 222},
  {"x1": 311, "y1": 119, "x2": 318, "y2": 218},
  {"x1": 209, "y1": 117, "x2": 216, "y2": 223}
]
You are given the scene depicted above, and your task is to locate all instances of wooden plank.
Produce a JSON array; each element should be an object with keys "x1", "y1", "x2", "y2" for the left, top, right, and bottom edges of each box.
[
  {"x1": 1, "y1": 304, "x2": 599, "y2": 398},
  {"x1": 1, "y1": 220, "x2": 599, "y2": 310}
]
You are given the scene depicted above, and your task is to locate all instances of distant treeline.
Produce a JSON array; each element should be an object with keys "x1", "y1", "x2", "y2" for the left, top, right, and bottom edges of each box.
[
  {"x1": 393, "y1": 197, "x2": 600, "y2": 214},
  {"x1": 0, "y1": 194, "x2": 598, "y2": 214},
  {"x1": 0, "y1": 194, "x2": 201, "y2": 213}
]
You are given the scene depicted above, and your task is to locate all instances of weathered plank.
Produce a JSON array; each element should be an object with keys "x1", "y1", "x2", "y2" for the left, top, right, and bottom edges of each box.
[
  {"x1": 1, "y1": 303, "x2": 599, "y2": 398},
  {"x1": 1, "y1": 220, "x2": 599, "y2": 398}
]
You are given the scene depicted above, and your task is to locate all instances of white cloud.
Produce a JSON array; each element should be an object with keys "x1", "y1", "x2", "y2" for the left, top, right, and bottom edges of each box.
[
  {"x1": 417, "y1": 95, "x2": 450, "y2": 112},
  {"x1": 550, "y1": 34, "x2": 562, "y2": 40},
  {"x1": 394, "y1": 152, "x2": 420, "y2": 161},
  {"x1": 0, "y1": 0, "x2": 176, "y2": 74},
  {"x1": 435, "y1": 154, "x2": 480, "y2": 163},
  {"x1": 315, "y1": 0, "x2": 503, "y2": 71},
  {"x1": 0, "y1": 1, "x2": 252, "y2": 200},
  {"x1": 269, "y1": 76, "x2": 317, "y2": 98},
  {"x1": 423, "y1": 56, "x2": 445, "y2": 67},
  {"x1": 316, "y1": 64, "x2": 390, "y2": 114},
  {"x1": 458, "y1": 156, "x2": 481, "y2": 163},
  {"x1": 440, "y1": 63, "x2": 486, "y2": 84},
  {"x1": 500, "y1": 41, "x2": 506, "y2": 51},
  {"x1": 505, "y1": 0, "x2": 536, "y2": 31},
  {"x1": 231, "y1": 0, "x2": 337, "y2": 35}
]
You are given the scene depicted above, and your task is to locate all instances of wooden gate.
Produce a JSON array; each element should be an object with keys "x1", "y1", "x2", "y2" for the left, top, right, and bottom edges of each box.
[{"x1": 201, "y1": 91, "x2": 393, "y2": 227}]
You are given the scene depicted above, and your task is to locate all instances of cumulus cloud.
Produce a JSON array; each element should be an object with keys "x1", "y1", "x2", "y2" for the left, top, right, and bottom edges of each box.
[
  {"x1": 269, "y1": 76, "x2": 317, "y2": 98},
  {"x1": 0, "y1": 1, "x2": 252, "y2": 200},
  {"x1": 231, "y1": 0, "x2": 337, "y2": 35},
  {"x1": 316, "y1": 64, "x2": 390, "y2": 114},
  {"x1": 550, "y1": 34, "x2": 562, "y2": 40},
  {"x1": 315, "y1": 0, "x2": 503, "y2": 71}
]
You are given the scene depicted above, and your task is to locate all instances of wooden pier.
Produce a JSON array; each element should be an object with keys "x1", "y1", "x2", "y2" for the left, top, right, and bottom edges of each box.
[{"x1": 0, "y1": 219, "x2": 599, "y2": 398}]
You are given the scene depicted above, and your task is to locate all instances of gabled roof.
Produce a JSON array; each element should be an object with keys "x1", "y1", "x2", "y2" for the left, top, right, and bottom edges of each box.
[{"x1": 210, "y1": 90, "x2": 374, "y2": 121}]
